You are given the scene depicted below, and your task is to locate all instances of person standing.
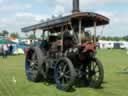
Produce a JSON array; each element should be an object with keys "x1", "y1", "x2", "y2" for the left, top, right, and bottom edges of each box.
[
  {"x1": 0, "y1": 45, "x2": 2, "y2": 56},
  {"x1": 9, "y1": 45, "x2": 13, "y2": 55},
  {"x1": 2, "y1": 45, "x2": 8, "y2": 58}
]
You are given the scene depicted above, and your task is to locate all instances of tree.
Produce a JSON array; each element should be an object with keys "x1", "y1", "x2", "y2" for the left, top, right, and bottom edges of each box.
[
  {"x1": 2, "y1": 30, "x2": 9, "y2": 37},
  {"x1": 0, "y1": 30, "x2": 9, "y2": 37},
  {"x1": 100, "y1": 36, "x2": 121, "y2": 41},
  {"x1": 10, "y1": 33, "x2": 19, "y2": 38},
  {"x1": 28, "y1": 34, "x2": 36, "y2": 40},
  {"x1": 0, "y1": 32, "x2": 3, "y2": 36},
  {"x1": 122, "y1": 35, "x2": 128, "y2": 41}
]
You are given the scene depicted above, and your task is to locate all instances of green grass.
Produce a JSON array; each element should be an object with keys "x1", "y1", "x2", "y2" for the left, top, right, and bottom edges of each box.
[{"x1": 0, "y1": 49, "x2": 128, "y2": 96}]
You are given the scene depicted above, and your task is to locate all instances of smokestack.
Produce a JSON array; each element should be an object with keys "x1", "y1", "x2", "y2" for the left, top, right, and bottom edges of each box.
[{"x1": 72, "y1": 0, "x2": 80, "y2": 13}]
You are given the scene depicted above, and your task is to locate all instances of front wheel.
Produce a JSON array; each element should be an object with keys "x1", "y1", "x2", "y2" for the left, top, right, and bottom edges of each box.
[
  {"x1": 85, "y1": 58, "x2": 104, "y2": 88},
  {"x1": 54, "y1": 57, "x2": 76, "y2": 91}
]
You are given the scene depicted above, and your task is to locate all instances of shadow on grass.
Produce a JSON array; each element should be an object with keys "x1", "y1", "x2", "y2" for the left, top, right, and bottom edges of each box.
[
  {"x1": 39, "y1": 79, "x2": 105, "y2": 92},
  {"x1": 41, "y1": 79, "x2": 76, "y2": 92},
  {"x1": 117, "y1": 67, "x2": 128, "y2": 75},
  {"x1": 75, "y1": 80, "x2": 105, "y2": 89},
  {"x1": 117, "y1": 71, "x2": 128, "y2": 74}
]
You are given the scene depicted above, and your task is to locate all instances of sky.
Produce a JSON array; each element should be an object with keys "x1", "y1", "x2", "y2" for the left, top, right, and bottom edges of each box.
[{"x1": 0, "y1": 0, "x2": 128, "y2": 37}]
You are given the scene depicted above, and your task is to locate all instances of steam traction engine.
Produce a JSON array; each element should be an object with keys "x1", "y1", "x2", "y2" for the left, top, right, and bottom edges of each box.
[{"x1": 22, "y1": 0, "x2": 109, "y2": 91}]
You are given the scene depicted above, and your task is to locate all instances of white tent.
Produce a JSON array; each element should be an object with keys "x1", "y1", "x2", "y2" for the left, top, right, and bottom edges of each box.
[{"x1": 13, "y1": 48, "x2": 24, "y2": 55}]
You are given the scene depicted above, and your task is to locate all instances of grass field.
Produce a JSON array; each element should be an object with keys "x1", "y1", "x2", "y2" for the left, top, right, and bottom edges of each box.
[{"x1": 0, "y1": 49, "x2": 128, "y2": 96}]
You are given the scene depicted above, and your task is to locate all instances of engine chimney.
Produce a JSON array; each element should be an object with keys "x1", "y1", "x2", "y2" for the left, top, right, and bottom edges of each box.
[{"x1": 72, "y1": 0, "x2": 80, "y2": 13}]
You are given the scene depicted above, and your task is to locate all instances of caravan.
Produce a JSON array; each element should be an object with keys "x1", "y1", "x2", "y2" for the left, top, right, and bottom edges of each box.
[
  {"x1": 98, "y1": 40, "x2": 114, "y2": 49},
  {"x1": 98, "y1": 40, "x2": 128, "y2": 49},
  {"x1": 120, "y1": 41, "x2": 128, "y2": 49}
]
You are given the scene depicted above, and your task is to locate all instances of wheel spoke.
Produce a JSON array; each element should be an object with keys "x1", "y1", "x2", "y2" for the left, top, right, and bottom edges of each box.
[
  {"x1": 95, "y1": 74, "x2": 99, "y2": 79},
  {"x1": 96, "y1": 70, "x2": 100, "y2": 73},
  {"x1": 92, "y1": 75, "x2": 97, "y2": 80},
  {"x1": 34, "y1": 60, "x2": 38, "y2": 64},
  {"x1": 34, "y1": 64, "x2": 38, "y2": 69},
  {"x1": 86, "y1": 65, "x2": 94, "y2": 79},
  {"x1": 59, "y1": 65, "x2": 62, "y2": 70},
  {"x1": 28, "y1": 52, "x2": 39, "y2": 70},
  {"x1": 64, "y1": 74, "x2": 70, "y2": 79},
  {"x1": 90, "y1": 63, "x2": 93, "y2": 71},
  {"x1": 58, "y1": 64, "x2": 64, "y2": 80},
  {"x1": 63, "y1": 64, "x2": 68, "y2": 72},
  {"x1": 65, "y1": 70, "x2": 70, "y2": 74},
  {"x1": 61, "y1": 62, "x2": 65, "y2": 70},
  {"x1": 93, "y1": 73, "x2": 100, "y2": 81},
  {"x1": 57, "y1": 71, "x2": 62, "y2": 79},
  {"x1": 93, "y1": 63, "x2": 97, "y2": 70},
  {"x1": 58, "y1": 70, "x2": 61, "y2": 74}
]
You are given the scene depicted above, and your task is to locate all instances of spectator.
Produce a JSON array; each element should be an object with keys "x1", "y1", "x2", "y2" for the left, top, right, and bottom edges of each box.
[
  {"x1": 9, "y1": 45, "x2": 13, "y2": 55},
  {"x1": 0, "y1": 45, "x2": 2, "y2": 56},
  {"x1": 2, "y1": 45, "x2": 8, "y2": 58}
]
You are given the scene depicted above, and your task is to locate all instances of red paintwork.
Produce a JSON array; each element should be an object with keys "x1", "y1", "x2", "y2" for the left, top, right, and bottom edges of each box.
[
  {"x1": 81, "y1": 43, "x2": 96, "y2": 52},
  {"x1": 79, "y1": 43, "x2": 96, "y2": 61}
]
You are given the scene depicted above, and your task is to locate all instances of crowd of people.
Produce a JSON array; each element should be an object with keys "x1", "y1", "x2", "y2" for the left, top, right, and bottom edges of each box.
[{"x1": 0, "y1": 45, "x2": 13, "y2": 58}]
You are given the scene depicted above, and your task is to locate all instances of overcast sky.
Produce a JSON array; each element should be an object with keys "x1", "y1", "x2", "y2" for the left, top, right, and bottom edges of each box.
[{"x1": 0, "y1": 0, "x2": 128, "y2": 37}]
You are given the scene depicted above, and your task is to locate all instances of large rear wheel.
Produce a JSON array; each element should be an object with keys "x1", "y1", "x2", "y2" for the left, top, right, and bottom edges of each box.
[
  {"x1": 54, "y1": 57, "x2": 76, "y2": 91},
  {"x1": 25, "y1": 47, "x2": 44, "y2": 82}
]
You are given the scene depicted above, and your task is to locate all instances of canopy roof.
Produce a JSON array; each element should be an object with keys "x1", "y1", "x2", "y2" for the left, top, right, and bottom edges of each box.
[
  {"x1": 0, "y1": 38, "x2": 16, "y2": 44},
  {"x1": 22, "y1": 12, "x2": 109, "y2": 33}
]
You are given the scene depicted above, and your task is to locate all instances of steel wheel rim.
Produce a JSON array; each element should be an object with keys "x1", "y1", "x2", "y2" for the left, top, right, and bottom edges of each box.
[
  {"x1": 91, "y1": 61, "x2": 100, "y2": 81},
  {"x1": 26, "y1": 49, "x2": 39, "y2": 77},
  {"x1": 85, "y1": 61, "x2": 100, "y2": 81},
  {"x1": 57, "y1": 61, "x2": 71, "y2": 86}
]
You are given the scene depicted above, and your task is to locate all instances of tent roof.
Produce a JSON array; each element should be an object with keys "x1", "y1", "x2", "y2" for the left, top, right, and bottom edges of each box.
[{"x1": 0, "y1": 39, "x2": 16, "y2": 44}]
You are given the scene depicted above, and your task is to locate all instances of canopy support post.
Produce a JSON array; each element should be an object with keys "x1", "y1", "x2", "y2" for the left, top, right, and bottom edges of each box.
[
  {"x1": 79, "y1": 18, "x2": 82, "y2": 45},
  {"x1": 94, "y1": 21, "x2": 97, "y2": 43},
  {"x1": 61, "y1": 26, "x2": 64, "y2": 53},
  {"x1": 99, "y1": 25, "x2": 105, "y2": 40},
  {"x1": 42, "y1": 30, "x2": 45, "y2": 40},
  {"x1": 33, "y1": 30, "x2": 36, "y2": 45}
]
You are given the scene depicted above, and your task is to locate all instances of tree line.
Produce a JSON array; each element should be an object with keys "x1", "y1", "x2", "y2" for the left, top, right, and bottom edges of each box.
[
  {"x1": 0, "y1": 30, "x2": 128, "y2": 41},
  {"x1": 0, "y1": 30, "x2": 19, "y2": 38},
  {"x1": 0, "y1": 30, "x2": 34, "y2": 39},
  {"x1": 100, "y1": 36, "x2": 128, "y2": 41},
  {"x1": 0, "y1": 30, "x2": 40, "y2": 40}
]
